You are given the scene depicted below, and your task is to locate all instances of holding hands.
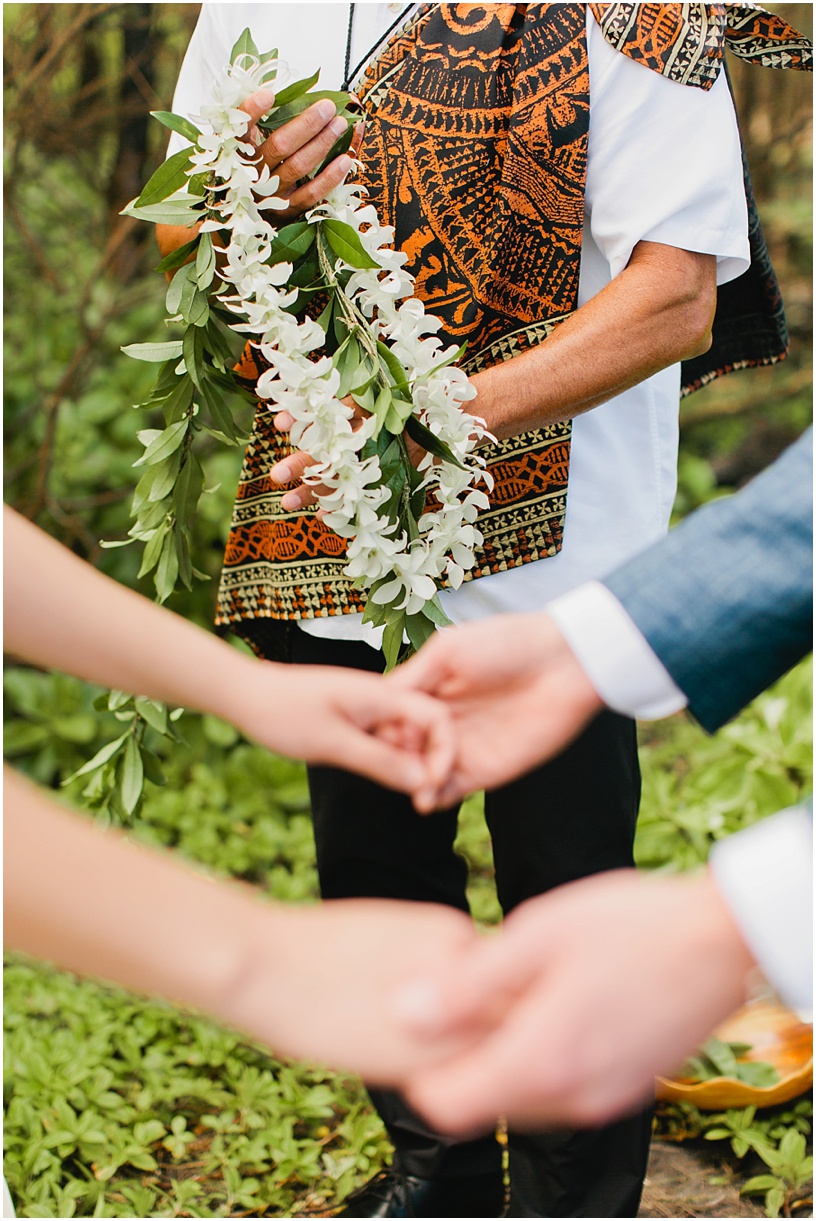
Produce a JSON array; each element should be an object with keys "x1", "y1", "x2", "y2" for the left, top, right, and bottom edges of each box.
[
  {"x1": 390, "y1": 613, "x2": 603, "y2": 811},
  {"x1": 3, "y1": 509, "x2": 764, "y2": 1133}
]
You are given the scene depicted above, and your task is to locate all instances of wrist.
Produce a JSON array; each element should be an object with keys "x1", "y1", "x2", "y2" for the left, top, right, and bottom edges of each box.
[
  {"x1": 214, "y1": 901, "x2": 307, "y2": 1046},
  {"x1": 198, "y1": 643, "x2": 273, "y2": 733},
  {"x1": 531, "y1": 612, "x2": 605, "y2": 721}
]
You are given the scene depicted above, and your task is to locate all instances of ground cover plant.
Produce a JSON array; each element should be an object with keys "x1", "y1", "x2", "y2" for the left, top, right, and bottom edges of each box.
[
  {"x1": 4, "y1": 4, "x2": 812, "y2": 1217},
  {"x1": 4, "y1": 658, "x2": 811, "y2": 1217}
]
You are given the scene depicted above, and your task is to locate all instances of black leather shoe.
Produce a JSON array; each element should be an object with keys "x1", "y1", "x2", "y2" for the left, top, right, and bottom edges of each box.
[{"x1": 335, "y1": 1168, "x2": 505, "y2": 1217}]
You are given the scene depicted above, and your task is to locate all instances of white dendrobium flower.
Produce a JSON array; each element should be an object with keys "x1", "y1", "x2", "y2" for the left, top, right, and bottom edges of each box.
[{"x1": 191, "y1": 46, "x2": 495, "y2": 634}]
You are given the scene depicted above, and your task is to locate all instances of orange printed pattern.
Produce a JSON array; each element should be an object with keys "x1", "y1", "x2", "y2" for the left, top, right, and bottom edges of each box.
[
  {"x1": 217, "y1": 4, "x2": 587, "y2": 629},
  {"x1": 215, "y1": 3, "x2": 809, "y2": 633}
]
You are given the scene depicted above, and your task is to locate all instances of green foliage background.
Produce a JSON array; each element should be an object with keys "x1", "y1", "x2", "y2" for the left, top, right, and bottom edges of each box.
[{"x1": 3, "y1": 4, "x2": 812, "y2": 1217}]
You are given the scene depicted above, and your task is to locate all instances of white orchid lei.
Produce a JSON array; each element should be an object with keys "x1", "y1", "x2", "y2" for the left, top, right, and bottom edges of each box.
[{"x1": 121, "y1": 30, "x2": 493, "y2": 667}]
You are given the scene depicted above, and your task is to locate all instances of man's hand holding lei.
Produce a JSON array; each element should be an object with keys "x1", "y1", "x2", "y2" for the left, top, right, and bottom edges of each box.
[{"x1": 122, "y1": 31, "x2": 493, "y2": 668}]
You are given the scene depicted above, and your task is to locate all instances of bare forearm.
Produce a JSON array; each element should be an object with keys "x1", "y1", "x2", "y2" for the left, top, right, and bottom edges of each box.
[
  {"x1": 3, "y1": 768, "x2": 283, "y2": 1017},
  {"x1": 471, "y1": 242, "x2": 716, "y2": 439},
  {"x1": 3, "y1": 506, "x2": 262, "y2": 722},
  {"x1": 5, "y1": 770, "x2": 483, "y2": 1081}
]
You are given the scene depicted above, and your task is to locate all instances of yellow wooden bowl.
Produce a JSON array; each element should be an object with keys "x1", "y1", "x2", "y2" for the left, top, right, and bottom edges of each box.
[{"x1": 656, "y1": 999, "x2": 813, "y2": 1110}]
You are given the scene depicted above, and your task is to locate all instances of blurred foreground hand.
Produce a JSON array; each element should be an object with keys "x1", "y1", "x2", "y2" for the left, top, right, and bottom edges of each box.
[{"x1": 393, "y1": 868, "x2": 754, "y2": 1131}]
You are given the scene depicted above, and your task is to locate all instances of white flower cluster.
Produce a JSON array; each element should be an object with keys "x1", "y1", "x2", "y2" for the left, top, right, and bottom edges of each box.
[{"x1": 195, "y1": 50, "x2": 494, "y2": 618}]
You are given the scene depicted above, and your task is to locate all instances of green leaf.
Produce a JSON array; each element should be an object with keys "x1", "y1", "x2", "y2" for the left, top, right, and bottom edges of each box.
[
  {"x1": 737, "y1": 1061, "x2": 780, "y2": 1088},
  {"x1": 120, "y1": 736, "x2": 144, "y2": 815},
  {"x1": 289, "y1": 253, "x2": 321, "y2": 287},
  {"x1": 405, "y1": 414, "x2": 466, "y2": 468},
  {"x1": 179, "y1": 271, "x2": 210, "y2": 327},
  {"x1": 336, "y1": 336, "x2": 362, "y2": 398},
  {"x1": 187, "y1": 171, "x2": 209, "y2": 197},
  {"x1": 230, "y1": 27, "x2": 259, "y2": 62},
  {"x1": 377, "y1": 340, "x2": 411, "y2": 396},
  {"x1": 62, "y1": 734, "x2": 129, "y2": 784},
  {"x1": 139, "y1": 746, "x2": 167, "y2": 786},
  {"x1": 148, "y1": 452, "x2": 183, "y2": 503},
  {"x1": 361, "y1": 592, "x2": 391, "y2": 627},
  {"x1": 405, "y1": 611, "x2": 437, "y2": 652},
  {"x1": 314, "y1": 296, "x2": 334, "y2": 335},
  {"x1": 351, "y1": 382, "x2": 377, "y2": 413},
  {"x1": 195, "y1": 231, "x2": 216, "y2": 290},
  {"x1": 742, "y1": 1172, "x2": 781, "y2": 1191},
  {"x1": 259, "y1": 49, "x2": 280, "y2": 84},
  {"x1": 384, "y1": 398, "x2": 413, "y2": 435},
  {"x1": 134, "y1": 419, "x2": 188, "y2": 467},
  {"x1": 422, "y1": 595, "x2": 452, "y2": 628},
  {"x1": 166, "y1": 263, "x2": 194, "y2": 315},
  {"x1": 323, "y1": 219, "x2": 380, "y2": 270},
  {"x1": 382, "y1": 616, "x2": 405, "y2": 672},
  {"x1": 150, "y1": 110, "x2": 201, "y2": 143},
  {"x1": 271, "y1": 70, "x2": 321, "y2": 107},
  {"x1": 183, "y1": 326, "x2": 206, "y2": 388},
  {"x1": 267, "y1": 220, "x2": 315, "y2": 266},
  {"x1": 132, "y1": 497, "x2": 169, "y2": 535},
  {"x1": 174, "y1": 453, "x2": 205, "y2": 526},
  {"x1": 133, "y1": 148, "x2": 193, "y2": 208},
  {"x1": 176, "y1": 529, "x2": 193, "y2": 590},
  {"x1": 122, "y1": 198, "x2": 202, "y2": 226},
  {"x1": 155, "y1": 531, "x2": 180, "y2": 603},
  {"x1": 315, "y1": 123, "x2": 355, "y2": 175},
  {"x1": 199, "y1": 378, "x2": 239, "y2": 441},
  {"x1": 137, "y1": 524, "x2": 169, "y2": 579},
  {"x1": 372, "y1": 385, "x2": 393, "y2": 431},
  {"x1": 108, "y1": 689, "x2": 133, "y2": 712},
  {"x1": 700, "y1": 1038, "x2": 739, "y2": 1078},
  {"x1": 133, "y1": 698, "x2": 168, "y2": 735},
  {"x1": 351, "y1": 358, "x2": 378, "y2": 396},
  {"x1": 160, "y1": 373, "x2": 195, "y2": 426},
  {"x1": 155, "y1": 237, "x2": 200, "y2": 273},
  {"x1": 121, "y1": 341, "x2": 183, "y2": 363}
]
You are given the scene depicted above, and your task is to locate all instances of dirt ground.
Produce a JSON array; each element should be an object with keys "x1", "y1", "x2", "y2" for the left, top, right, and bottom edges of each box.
[{"x1": 639, "y1": 1140, "x2": 766, "y2": 1218}]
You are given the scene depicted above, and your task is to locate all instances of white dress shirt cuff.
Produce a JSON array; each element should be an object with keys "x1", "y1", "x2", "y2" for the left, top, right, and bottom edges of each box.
[
  {"x1": 546, "y1": 581, "x2": 688, "y2": 720},
  {"x1": 709, "y1": 807, "x2": 813, "y2": 1015}
]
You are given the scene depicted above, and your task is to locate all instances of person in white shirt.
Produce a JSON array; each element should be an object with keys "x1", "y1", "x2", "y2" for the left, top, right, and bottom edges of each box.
[{"x1": 158, "y1": 5, "x2": 807, "y2": 1215}]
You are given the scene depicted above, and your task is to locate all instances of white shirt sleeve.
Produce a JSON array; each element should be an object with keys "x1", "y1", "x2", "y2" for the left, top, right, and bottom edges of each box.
[
  {"x1": 585, "y1": 9, "x2": 750, "y2": 285},
  {"x1": 709, "y1": 807, "x2": 813, "y2": 1016},
  {"x1": 546, "y1": 580, "x2": 687, "y2": 720},
  {"x1": 166, "y1": 5, "x2": 247, "y2": 155}
]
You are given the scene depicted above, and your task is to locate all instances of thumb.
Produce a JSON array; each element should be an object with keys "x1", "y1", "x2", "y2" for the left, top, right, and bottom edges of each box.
[
  {"x1": 391, "y1": 923, "x2": 540, "y2": 1038},
  {"x1": 388, "y1": 636, "x2": 451, "y2": 695},
  {"x1": 239, "y1": 87, "x2": 277, "y2": 128}
]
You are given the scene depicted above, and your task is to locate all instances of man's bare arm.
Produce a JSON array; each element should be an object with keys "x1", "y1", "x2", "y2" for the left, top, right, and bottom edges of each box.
[
  {"x1": 271, "y1": 242, "x2": 716, "y2": 509},
  {"x1": 470, "y1": 241, "x2": 716, "y2": 439}
]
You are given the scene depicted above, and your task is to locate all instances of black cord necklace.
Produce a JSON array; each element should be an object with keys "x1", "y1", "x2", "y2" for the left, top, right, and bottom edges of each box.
[
  {"x1": 342, "y1": 3, "x2": 416, "y2": 91},
  {"x1": 343, "y1": 3, "x2": 356, "y2": 91}
]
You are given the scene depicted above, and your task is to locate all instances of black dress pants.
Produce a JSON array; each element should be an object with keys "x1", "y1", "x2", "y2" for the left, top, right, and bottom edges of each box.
[{"x1": 288, "y1": 629, "x2": 652, "y2": 1218}]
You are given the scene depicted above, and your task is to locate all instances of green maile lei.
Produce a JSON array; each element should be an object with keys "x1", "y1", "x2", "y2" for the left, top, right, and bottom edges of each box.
[{"x1": 77, "y1": 30, "x2": 492, "y2": 820}]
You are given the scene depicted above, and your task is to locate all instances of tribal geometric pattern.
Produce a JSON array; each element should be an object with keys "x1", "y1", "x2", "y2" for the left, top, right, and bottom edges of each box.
[
  {"x1": 215, "y1": 2, "x2": 811, "y2": 641},
  {"x1": 590, "y1": 4, "x2": 811, "y2": 88}
]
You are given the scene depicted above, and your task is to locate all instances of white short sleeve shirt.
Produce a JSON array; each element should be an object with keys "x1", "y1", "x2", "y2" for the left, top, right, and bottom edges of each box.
[{"x1": 169, "y1": 5, "x2": 750, "y2": 645}]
